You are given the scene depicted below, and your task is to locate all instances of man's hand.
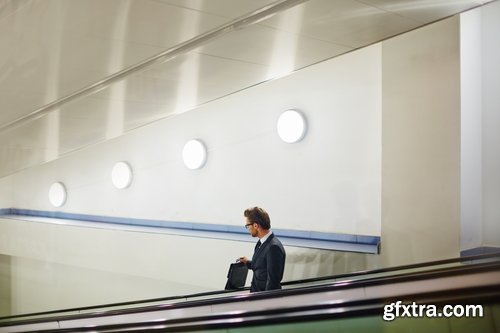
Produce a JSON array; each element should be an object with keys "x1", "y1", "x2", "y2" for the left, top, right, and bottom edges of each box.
[{"x1": 238, "y1": 256, "x2": 249, "y2": 264}]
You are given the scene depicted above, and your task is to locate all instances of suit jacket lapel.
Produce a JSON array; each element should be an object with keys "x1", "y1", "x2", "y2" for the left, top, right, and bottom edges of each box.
[{"x1": 253, "y1": 233, "x2": 274, "y2": 258}]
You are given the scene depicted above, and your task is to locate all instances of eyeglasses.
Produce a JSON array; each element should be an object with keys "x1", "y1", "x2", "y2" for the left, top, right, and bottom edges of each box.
[{"x1": 245, "y1": 223, "x2": 254, "y2": 229}]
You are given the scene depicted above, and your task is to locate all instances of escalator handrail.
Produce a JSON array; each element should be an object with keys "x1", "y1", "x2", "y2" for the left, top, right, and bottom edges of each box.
[
  {"x1": 1, "y1": 256, "x2": 499, "y2": 328},
  {"x1": 32, "y1": 285, "x2": 500, "y2": 332},
  {"x1": 0, "y1": 252, "x2": 498, "y2": 322}
]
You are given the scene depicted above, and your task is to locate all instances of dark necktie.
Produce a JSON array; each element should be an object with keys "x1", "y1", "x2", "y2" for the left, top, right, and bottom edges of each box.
[{"x1": 255, "y1": 240, "x2": 262, "y2": 252}]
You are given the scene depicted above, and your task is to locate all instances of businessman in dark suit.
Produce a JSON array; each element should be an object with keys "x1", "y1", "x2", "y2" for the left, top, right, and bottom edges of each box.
[{"x1": 239, "y1": 207, "x2": 286, "y2": 292}]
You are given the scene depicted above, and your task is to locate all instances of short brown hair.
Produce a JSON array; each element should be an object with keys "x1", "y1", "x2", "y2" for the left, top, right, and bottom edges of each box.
[{"x1": 244, "y1": 207, "x2": 271, "y2": 230}]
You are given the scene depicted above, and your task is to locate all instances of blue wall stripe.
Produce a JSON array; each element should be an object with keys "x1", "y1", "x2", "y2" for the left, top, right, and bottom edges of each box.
[
  {"x1": 0, "y1": 208, "x2": 12, "y2": 215},
  {"x1": 1, "y1": 208, "x2": 380, "y2": 253},
  {"x1": 460, "y1": 246, "x2": 500, "y2": 257}
]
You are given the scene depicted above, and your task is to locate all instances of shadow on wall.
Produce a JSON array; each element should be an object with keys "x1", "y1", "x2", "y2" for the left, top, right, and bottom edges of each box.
[{"x1": 283, "y1": 247, "x2": 380, "y2": 281}]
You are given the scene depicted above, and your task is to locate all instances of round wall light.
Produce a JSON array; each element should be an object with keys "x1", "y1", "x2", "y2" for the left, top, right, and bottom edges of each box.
[
  {"x1": 111, "y1": 161, "x2": 133, "y2": 189},
  {"x1": 48, "y1": 182, "x2": 67, "y2": 207},
  {"x1": 182, "y1": 139, "x2": 207, "y2": 170},
  {"x1": 277, "y1": 109, "x2": 307, "y2": 143}
]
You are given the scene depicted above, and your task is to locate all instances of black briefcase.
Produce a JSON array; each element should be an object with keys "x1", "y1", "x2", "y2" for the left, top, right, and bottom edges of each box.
[{"x1": 224, "y1": 262, "x2": 248, "y2": 290}]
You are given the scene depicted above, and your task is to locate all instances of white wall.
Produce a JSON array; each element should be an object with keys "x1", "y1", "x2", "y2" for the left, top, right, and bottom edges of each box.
[
  {"x1": 0, "y1": 217, "x2": 243, "y2": 313},
  {"x1": 460, "y1": 1, "x2": 500, "y2": 251},
  {"x1": 8, "y1": 44, "x2": 382, "y2": 237},
  {"x1": 381, "y1": 17, "x2": 461, "y2": 266},
  {"x1": 0, "y1": 176, "x2": 12, "y2": 209},
  {"x1": 460, "y1": 7, "x2": 483, "y2": 250},
  {"x1": 0, "y1": 43, "x2": 383, "y2": 315},
  {"x1": 0, "y1": 13, "x2": 470, "y2": 315},
  {"x1": 481, "y1": 1, "x2": 500, "y2": 247}
]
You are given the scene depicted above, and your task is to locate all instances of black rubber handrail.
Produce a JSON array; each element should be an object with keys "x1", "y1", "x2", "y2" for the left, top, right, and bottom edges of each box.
[
  {"x1": 0, "y1": 252, "x2": 498, "y2": 322},
  {"x1": 83, "y1": 286, "x2": 500, "y2": 332},
  {"x1": 11, "y1": 279, "x2": 500, "y2": 332},
  {"x1": 1, "y1": 257, "x2": 499, "y2": 328}
]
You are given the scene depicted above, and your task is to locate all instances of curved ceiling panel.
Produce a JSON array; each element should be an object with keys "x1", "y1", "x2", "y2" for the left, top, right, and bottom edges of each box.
[{"x1": 0, "y1": 0, "x2": 494, "y2": 177}]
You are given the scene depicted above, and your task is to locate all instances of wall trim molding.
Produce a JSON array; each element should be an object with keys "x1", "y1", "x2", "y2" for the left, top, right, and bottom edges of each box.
[{"x1": 0, "y1": 208, "x2": 380, "y2": 254}]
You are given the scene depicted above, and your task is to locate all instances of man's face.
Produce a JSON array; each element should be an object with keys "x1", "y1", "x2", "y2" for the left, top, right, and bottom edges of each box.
[{"x1": 245, "y1": 217, "x2": 258, "y2": 237}]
